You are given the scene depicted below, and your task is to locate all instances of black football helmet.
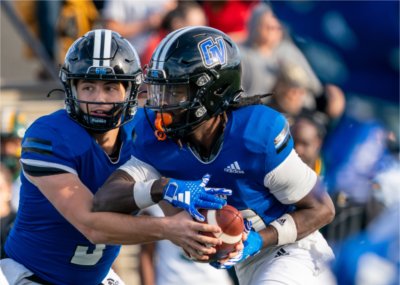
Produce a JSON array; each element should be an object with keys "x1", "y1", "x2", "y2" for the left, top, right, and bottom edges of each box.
[
  {"x1": 144, "y1": 26, "x2": 242, "y2": 140},
  {"x1": 59, "y1": 29, "x2": 142, "y2": 132}
]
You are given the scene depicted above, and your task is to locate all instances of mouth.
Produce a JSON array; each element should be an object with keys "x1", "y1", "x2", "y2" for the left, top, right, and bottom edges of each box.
[{"x1": 90, "y1": 109, "x2": 112, "y2": 117}]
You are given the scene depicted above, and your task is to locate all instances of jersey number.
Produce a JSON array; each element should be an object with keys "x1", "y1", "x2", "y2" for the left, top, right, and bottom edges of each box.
[{"x1": 71, "y1": 244, "x2": 106, "y2": 265}]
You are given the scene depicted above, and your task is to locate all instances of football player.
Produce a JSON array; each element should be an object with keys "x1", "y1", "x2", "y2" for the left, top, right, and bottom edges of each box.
[
  {"x1": 94, "y1": 26, "x2": 336, "y2": 284},
  {"x1": 1, "y1": 29, "x2": 230, "y2": 285}
]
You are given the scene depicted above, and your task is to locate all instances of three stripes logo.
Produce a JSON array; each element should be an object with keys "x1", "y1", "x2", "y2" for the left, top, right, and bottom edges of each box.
[
  {"x1": 276, "y1": 218, "x2": 286, "y2": 226},
  {"x1": 224, "y1": 161, "x2": 245, "y2": 174},
  {"x1": 274, "y1": 248, "x2": 289, "y2": 258}
]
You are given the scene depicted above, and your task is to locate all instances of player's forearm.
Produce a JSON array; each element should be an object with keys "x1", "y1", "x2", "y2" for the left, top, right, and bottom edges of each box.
[
  {"x1": 259, "y1": 180, "x2": 334, "y2": 248},
  {"x1": 291, "y1": 190, "x2": 335, "y2": 240},
  {"x1": 81, "y1": 211, "x2": 169, "y2": 244},
  {"x1": 93, "y1": 170, "x2": 168, "y2": 214},
  {"x1": 82, "y1": 210, "x2": 222, "y2": 259}
]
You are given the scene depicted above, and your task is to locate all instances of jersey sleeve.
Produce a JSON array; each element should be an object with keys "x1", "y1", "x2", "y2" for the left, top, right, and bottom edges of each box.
[
  {"x1": 20, "y1": 121, "x2": 78, "y2": 177},
  {"x1": 264, "y1": 113, "x2": 294, "y2": 173},
  {"x1": 263, "y1": 113, "x2": 317, "y2": 204},
  {"x1": 119, "y1": 156, "x2": 161, "y2": 182}
]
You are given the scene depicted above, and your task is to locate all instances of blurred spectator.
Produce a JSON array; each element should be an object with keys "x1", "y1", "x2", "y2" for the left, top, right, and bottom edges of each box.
[
  {"x1": 139, "y1": 204, "x2": 233, "y2": 285},
  {"x1": 13, "y1": 1, "x2": 61, "y2": 80},
  {"x1": 291, "y1": 112, "x2": 327, "y2": 177},
  {"x1": 13, "y1": 1, "x2": 37, "y2": 60},
  {"x1": 200, "y1": 0, "x2": 258, "y2": 43},
  {"x1": 240, "y1": 3, "x2": 322, "y2": 99},
  {"x1": 321, "y1": 114, "x2": 391, "y2": 243},
  {"x1": 36, "y1": 1, "x2": 62, "y2": 79},
  {"x1": 57, "y1": 0, "x2": 100, "y2": 64},
  {"x1": 0, "y1": 163, "x2": 16, "y2": 259},
  {"x1": 267, "y1": 62, "x2": 315, "y2": 123},
  {"x1": 331, "y1": 164, "x2": 400, "y2": 285},
  {"x1": 366, "y1": 163, "x2": 400, "y2": 224},
  {"x1": 269, "y1": 1, "x2": 399, "y2": 104},
  {"x1": 102, "y1": 0, "x2": 177, "y2": 58},
  {"x1": 0, "y1": 108, "x2": 27, "y2": 212},
  {"x1": 141, "y1": 1, "x2": 207, "y2": 65},
  {"x1": 269, "y1": 1, "x2": 398, "y2": 168},
  {"x1": 0, "y1": 109, "x2": 26, "y2": 181},
  {"x1": 267, "y1": 62, "x2": 346, "y2": 131},
  {"x1": 323, "y1": 116, "x2": 389, "y2": 205},
  {"x1": 317, "y1": 84, "x2": 346, "y2": 124}
]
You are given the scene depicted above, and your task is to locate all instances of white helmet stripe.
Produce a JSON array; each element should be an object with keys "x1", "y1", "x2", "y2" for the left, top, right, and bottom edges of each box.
[
  {"x1": 103, "y1": 29, "x2": 112, "y2": 67},
  {"x1": 92, "y1": 29, "x2": 113, "y2": 67},
  {"x1": 154, "y1": 26, "x2": 199, "y2": 69},
  {"x1": 93, "y1": 29, "x2": 102, "y2": 67}
]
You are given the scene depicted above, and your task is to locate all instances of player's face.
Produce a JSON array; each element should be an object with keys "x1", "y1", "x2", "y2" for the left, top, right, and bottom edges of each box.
[
  {"x1": 146, "y1": 83, "x2": 191, "y2": 139},
  {"x1": 76, "y1": 80, "x2": 127, "y2": 114},
  {"x1": 146, "y1": 84, "x2": 189, "y2": 110}
]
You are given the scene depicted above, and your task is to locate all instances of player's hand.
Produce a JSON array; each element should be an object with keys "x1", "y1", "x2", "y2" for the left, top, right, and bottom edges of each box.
[
  {"x1": 162, "y1": 174, "x2": 232, "y2": 221},
  {"x1": 165, "y1": 211, "x2": 223, "y2": 261},
  {"x1": 210, "y1": 220, "x2": 262, "y2": 269}
]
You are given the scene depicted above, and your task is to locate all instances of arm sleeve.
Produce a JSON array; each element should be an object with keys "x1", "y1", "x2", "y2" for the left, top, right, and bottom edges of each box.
[
  {"x1": 119, "y1": 156, "x2": 161, "y2": 182},
  {"x1": 264, "y1": 149, "x2": 317, "y2": 204}
]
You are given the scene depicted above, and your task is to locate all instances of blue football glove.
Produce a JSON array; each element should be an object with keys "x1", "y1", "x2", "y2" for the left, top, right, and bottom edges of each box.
[
  {"x1": 162, "y1": 174, "x2": 232, "y2": 221},
  {"x1": 210, "y1": 220, "x2": 262, "y2": 269}
]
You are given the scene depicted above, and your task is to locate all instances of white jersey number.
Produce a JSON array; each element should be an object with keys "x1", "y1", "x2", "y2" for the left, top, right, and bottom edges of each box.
[{"x1": 71, "y1": 244, "x2": 106, "y2": 265}]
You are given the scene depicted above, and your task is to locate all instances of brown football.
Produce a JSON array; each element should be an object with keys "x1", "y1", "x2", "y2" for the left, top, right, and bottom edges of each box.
[{"x1": 199, "y1": 205, "x2": 244, "y2": 261}]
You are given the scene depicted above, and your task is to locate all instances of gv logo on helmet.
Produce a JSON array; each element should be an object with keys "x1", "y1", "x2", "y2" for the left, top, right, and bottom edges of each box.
[{"x1": 198, "y1": 36, "x2": 227, "y2": 68}]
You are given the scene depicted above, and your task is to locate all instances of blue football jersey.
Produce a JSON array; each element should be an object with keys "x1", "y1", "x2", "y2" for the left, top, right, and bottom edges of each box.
[
  {"x1": 5, "y1": 110, "x2": 135, "y2": 285},
  {"x1": 132, "y1": 105, "x2": 296, "y2": 228}
]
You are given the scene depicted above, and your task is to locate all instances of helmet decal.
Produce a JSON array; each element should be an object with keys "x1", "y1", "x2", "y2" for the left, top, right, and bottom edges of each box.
[
  {"x1": 92, "y1": 29, "x2": 112, "y2": 67},
  {"x1": 198, "y1": 36, "x2": 227, "y2": 68},
  {"x1": 152, "y1": 26, "x2": 198, "y2": 69}
]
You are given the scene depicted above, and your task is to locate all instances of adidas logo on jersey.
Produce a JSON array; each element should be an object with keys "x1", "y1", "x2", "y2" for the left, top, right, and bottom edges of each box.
[
  {"x1": 277, "y1": 218, "x2": 286, "y2": 225},
  {"x1": 274, "y1": 248, "x2": 289, "y2": 258},
  {"x1": 224, "y1": 161, "x2": 245, "y2": 174}
]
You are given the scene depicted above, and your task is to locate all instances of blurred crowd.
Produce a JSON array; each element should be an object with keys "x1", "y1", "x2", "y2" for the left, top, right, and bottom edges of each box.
[{"x1": 1, "y1": 1, "x2": 399, "y2": 285}]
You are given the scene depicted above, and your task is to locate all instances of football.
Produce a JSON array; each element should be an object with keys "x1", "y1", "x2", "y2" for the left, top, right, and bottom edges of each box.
[{"x1": 200, "y1": 205, "x2": 244, "y2": 261}]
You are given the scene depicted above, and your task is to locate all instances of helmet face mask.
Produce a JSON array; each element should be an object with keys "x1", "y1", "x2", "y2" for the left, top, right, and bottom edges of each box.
[
  {"x1": 144, "y1": 26, "x2": 242, "y2": 140},
  {"x1": 60, "y1": 29, "x2": 142, "y2": 132},
  {"x1": 146, "y1": 81, "x2": 204, "y2": 140}
]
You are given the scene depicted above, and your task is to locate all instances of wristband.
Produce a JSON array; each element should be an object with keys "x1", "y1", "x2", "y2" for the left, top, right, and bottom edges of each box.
[
  {"x1": 270, "y1": 213, "x2": 297, "y2": 245},
  {"x1": 133, "y1": 179, "x2": 157, "y2": 209}
]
